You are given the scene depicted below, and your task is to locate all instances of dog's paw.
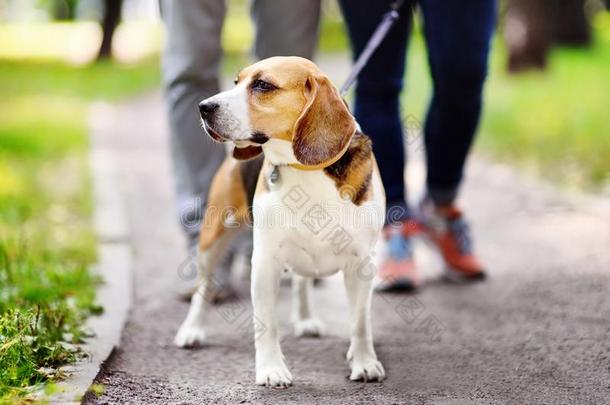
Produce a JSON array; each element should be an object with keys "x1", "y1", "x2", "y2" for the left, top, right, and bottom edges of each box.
[
  {"x1": 256, "y1": 362, "x2": 293, "y2": 388},
  {"x1": 174, "y1": 322, "x2": 206, "y2": 348},
  {"x1": 294, "y1": 317, "x2": 325, "y2": 338},
  {"x1": 349, "y1": 358, "x2": 385, "y2": 382},
  {"x1": 347, "y1": 347, "x2": 385, "y2": 382}
]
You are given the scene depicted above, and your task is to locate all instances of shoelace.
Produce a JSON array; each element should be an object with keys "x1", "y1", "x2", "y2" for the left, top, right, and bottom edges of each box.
[{"x1": 447, "y1": 216, "x2": 473, "y2": 254}]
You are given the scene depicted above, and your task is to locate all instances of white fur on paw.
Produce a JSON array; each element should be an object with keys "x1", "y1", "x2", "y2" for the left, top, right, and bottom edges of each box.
[
  {"x1": 347, "y1": 349, "x2": 385, "y2": 382},
  {"x1": 174, "y1": 322, "x2": 206, "y2": 348},
  {"x1": 349, "y1": 359, "x2": 385, "y2": 382},
  {"x1": 294, "y1": 317, "x2": 325, "y2": 338},
  {"x1": 256, "y1": 362, "x2": 293, "y2": 388}
]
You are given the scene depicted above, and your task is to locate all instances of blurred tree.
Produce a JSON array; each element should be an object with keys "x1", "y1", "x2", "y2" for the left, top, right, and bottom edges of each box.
[
  {"x1": 97, "y1": 0, "x2": 122, "y2": 60},
  {"x1": 504, "y1": 0, "x2": 552, "y2": 72},
  {"x1": 505, "y1": 0, "x2": 592, "y2": 73}
]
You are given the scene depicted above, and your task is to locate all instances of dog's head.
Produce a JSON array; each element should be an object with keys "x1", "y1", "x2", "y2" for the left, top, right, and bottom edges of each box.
[{"x1": 199, "y1": 56, "x2": 356, "y2": 167}]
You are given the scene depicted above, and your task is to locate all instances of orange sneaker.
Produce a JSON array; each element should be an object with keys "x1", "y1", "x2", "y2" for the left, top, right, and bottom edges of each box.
[
  {"x1": 375, "y1": 219, "x2": 422, "y2": 292},
  {"x1": 419, "y1": 199, "x2": 486, "y2": 282}
]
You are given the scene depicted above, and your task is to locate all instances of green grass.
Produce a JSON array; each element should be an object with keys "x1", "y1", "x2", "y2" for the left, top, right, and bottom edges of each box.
[
  {"x1": 0, "y1": 58, "x2": 160, "y2": 402},
  {"x1": 0, "y1": 241, "x2": 102, "y2": 402},
  {"x1": 0, "y1": 59, "x2": 161, "y2": 101},
  {"x1": 479, "y1": 20, "x2": 610, "y2": 188}
]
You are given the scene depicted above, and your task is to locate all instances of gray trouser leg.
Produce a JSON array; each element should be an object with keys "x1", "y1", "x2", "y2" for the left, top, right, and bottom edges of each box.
[
  {"x1": 160, "y1": 0, "x2": 227, "y2": 244},
  {"x1": 251, "y1": 0, "x2": 322, "y2": 59}
]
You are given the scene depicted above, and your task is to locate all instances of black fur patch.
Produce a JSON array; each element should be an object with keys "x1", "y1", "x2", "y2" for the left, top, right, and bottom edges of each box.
[{"x1": 324, "y1": 131, "x2": 373, "y2": 205}]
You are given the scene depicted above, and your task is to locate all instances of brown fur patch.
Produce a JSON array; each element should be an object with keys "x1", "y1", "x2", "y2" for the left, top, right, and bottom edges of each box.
[
  {"x1": 243, "y1": 58, "x2": 319, "y2": 143},
  {"x1": 241, "y1": 57, "x2": 357, "y2": 151},
  {"x1": 324, "y1": 131, "x2": 374, "y2": 206},
  {"x1": 292, "y1": 75, "x2": 356, "y2": 167},
  {"x1": 199, "y1": 158, "x2": 251, "y2": 250}
]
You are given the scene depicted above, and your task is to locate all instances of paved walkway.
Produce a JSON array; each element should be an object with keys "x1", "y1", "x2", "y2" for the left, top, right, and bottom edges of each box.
[{"x1": 86, "y1": 60, "x2": 610, "y2": 404}]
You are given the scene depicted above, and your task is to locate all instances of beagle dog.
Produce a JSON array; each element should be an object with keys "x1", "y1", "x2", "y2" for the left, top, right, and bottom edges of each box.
[{"x1": 174, "y1": 57, "x2": 386, "y2": 387}]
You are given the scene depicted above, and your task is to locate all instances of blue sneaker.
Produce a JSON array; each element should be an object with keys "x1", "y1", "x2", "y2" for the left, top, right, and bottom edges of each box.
[{"x1": 375, "y1": 220, "x2": 421, "y2": 292}]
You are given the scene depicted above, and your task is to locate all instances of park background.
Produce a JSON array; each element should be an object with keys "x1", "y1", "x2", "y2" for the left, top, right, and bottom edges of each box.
[{"x1": 0, "y1": 0, "x2": 608, "y2": 402}]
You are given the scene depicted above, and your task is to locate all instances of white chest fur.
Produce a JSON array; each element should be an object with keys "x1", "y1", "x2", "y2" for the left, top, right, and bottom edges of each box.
[{"x1": 252, "y1": 163, "x2": 385, "y2": 278}]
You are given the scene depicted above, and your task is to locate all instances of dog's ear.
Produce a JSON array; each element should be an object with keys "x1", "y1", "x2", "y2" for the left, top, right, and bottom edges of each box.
[
  {"x1": 233, "y1": 145, "x2": 262, "y2": 160},
  {"x1": 292, "y1": 75, "x2": 356, "y2": 167}
]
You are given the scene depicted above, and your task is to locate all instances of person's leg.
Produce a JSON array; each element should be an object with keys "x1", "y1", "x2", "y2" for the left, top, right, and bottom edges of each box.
[
  {"x1": 420, "y1": 0, "x2": 496, "y2": 204},
  {"x1": 418, "y1": 0, "x2": 496, "y2": 280},
  {"x1": 339, "y1": 0, "x2": 419, "y2": 292},
  {"x1": 338, "y1": 0, "x2": 414, "y2": 222},
  {"x1": 160, "y1": 0, "x2": 227, "y2": 247},
  {"x1": 250, "y1": 0, "x2": 321, "y2": 60}
]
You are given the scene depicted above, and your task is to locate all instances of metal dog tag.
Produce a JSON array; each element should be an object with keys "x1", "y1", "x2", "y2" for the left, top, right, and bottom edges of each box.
[{"x1": 267, "y1": 165, "x2": 281, "y2": 190}]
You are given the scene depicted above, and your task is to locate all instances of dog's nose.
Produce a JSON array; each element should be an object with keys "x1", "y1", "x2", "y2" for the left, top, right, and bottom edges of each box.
[{"x1": 198, "y1": 101, "x2": 219, "y2": 118}]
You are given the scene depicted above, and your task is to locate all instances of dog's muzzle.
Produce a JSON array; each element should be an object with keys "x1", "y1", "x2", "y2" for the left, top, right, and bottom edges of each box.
[{"x1": 199, "y1": 101, "x2": 227, "y2": 142}]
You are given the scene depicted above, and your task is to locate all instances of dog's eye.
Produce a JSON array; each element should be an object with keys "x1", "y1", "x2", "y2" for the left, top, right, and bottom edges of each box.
[{"x1": 251, "y1": 79, "x2": 276, "y2": 92}]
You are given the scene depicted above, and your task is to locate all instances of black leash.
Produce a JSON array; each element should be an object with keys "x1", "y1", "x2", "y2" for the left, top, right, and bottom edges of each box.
[{"x1": 340, "y1": 0, "x2": 406, "y2": 96}]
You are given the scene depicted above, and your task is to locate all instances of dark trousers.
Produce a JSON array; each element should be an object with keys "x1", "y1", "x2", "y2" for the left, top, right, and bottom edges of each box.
[{"x1": 338, "y1": 0, "x2": 496, "y2": 217}]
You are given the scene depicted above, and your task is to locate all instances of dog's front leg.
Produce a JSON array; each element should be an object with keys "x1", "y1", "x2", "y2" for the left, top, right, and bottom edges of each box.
[
  {"x1": 343, "y1": 268, "x2": 385, "y2": 382},
  {"x1": 251, "y1": 252, "x2": 292, "y2": 387}
]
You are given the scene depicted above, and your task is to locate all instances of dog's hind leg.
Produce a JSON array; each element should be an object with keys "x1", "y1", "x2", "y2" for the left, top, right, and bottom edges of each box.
[
  {"x1": 174, "y1": 158, "x2": 252, "y2": 348},
  {"x1": 291, "y1": 274, "x2": 325, "y2": 337},
  {"x1": 174, "y1": 229, "x2": 239, "y2": 347}
]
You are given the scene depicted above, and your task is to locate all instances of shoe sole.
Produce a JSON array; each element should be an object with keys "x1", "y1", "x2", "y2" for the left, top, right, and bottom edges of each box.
[
  {"x1": 375, "y1": 278, "x2": 418, "y2": 293},
  {"x1": 442, "y1": 267, "x2": 486, "y2": 284}
]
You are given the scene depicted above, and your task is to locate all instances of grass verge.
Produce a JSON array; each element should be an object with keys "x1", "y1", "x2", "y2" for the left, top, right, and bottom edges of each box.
[{"x1": 0, "y1": 58, "x2": 160, "y2": 402}]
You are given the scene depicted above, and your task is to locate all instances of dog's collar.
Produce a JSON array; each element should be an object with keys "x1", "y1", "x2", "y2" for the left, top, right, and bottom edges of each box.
[
  {"x1": 285, "y1": 137, "x2": 352, "y2": 171},
  {"x1": 264, "y1": 131, "x2": 355, "y2": 189},
  {"x1": 267, "y1": 145, "x2": 347, "y2": 188}
]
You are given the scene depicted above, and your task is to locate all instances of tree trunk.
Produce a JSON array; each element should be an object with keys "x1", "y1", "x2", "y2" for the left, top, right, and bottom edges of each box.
[
  {"x1": 97, "y1": 0, "x2": 123, "y2": 61},
  {"x1": 552, "y1": 0, "x2": 591, "y2": 46},
  {"x1": 504, "y1": 0, "x2": 553, "y2": 73}
]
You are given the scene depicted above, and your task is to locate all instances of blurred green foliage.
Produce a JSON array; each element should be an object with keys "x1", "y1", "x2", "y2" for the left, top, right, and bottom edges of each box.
[
  {"x1": 0, "y1": 59, "x2": 161, "y2": 101},
  {"x1": 480, "y1": 19, "x2": 610, "y2": 187}
]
